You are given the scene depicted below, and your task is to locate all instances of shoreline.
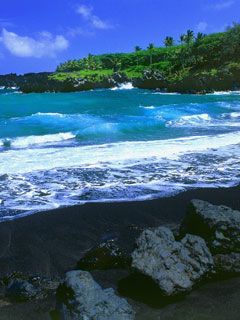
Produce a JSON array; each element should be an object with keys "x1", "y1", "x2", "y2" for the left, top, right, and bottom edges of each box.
[
  {"x1": 0, "y1": 72, "x2": 240, "y2": 94},
  {"x1": 0, "y1": 185, "x2": 239, "y2": 278}
]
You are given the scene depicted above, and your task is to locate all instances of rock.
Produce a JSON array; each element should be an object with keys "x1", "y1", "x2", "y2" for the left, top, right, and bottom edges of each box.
[
  {"x1": 214, "y1": 253, "x2": 240, "y2": 274},
  {"x1": 57, "y1": 270, "x2": 135, "y2": 320},
  {"x1": 6, "y1": 279, "x2": 40, "y2": 302},
  {"x1": 180, "y1": 200, "x2": 240, "y2": 254},
  {"x1": 133, "y1": 69, "x2": 167, "y2": 90},
  {"x1": 131, "y1": 227, "x2": 213, "y2": 296},
  {"x1": 77, "y1": 240, "x2": 131, "y2": 271}
]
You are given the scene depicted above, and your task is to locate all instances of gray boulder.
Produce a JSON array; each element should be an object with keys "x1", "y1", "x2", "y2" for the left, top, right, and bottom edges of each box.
[
  {"x1": 132, "y1": 227, "x2": 213, "y2": 296},
  {"x1": 180, "y1": 200, "x2": 240, "y2": 254},
  {"x1": 57, "y1": 270, "x2": 135, "y2": 320}
]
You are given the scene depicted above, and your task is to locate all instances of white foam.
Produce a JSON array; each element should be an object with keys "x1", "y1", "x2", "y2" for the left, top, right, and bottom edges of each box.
[
  {"x1": 33, "y1": 112, "x2": 65, "y2": 117},
  {"x1": 0, "y1": 131, "x2": 239, "y2": 175},
  {"x1": 111, "y1": 82, "x2": 134, "y2": 91},
  {"x1": 230, "y1": 112, "x2": 240, "y2": 118},
  {"x1": 152, "y1": 92, "x2": 181, "y2": 95},
  {"x1": 167, "y1": 113, "x2": 211, "y2": 127},
  {"x1": 2, "y1": 132, "x2": 75, "y2": 148},
  {"x1": 140, "y1": 105, "x2": 155, "y2": 109},
  {"x1": 207, "y1": 91, "x2": 240, "y2": 95}
]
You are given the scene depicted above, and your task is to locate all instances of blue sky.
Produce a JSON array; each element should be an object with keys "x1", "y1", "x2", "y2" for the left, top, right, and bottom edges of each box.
[{"x1": 0, "y1": 0, "x2": 239, "y2": 74}]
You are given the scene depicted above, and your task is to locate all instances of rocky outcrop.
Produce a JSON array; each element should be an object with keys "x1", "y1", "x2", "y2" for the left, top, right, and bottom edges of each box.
[
  {"x1": 77, "y1": 240, "x2": 131, "y2": 271},
  {"x1": 0, "y1": 72, "x2": 130, "y2": 93},
  {"x1": 180, "y1": 200, "x2": 240, "y2": 254},
  {"x1": 131, "y1": 227, "x2": 213, "y2": 296},
  {"x1": 133, "y1": 70, "x2": 167, "y2": 90},
  {"x1": 57, "y1": 270, "x2": 135, "y2": 320},
  {"x1": 5, "y1": 278, "x2": 40, "y2": 302},
  {"x1": 214, "y1": 253, "x2": 240, "y2": 274},
  {"x1": 1, "y1": 273, "x2": 60, "y2": 304}
]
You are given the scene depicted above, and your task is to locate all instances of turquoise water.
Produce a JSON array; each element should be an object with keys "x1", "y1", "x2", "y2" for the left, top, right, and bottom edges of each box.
[{"x1": 0, "y1": 86, "x2": 240, "y2": 219}]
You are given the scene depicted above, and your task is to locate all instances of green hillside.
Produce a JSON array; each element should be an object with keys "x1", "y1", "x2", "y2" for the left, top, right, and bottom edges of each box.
[{"x1": 50, "y1": 24, "x2": 240, "y2": 91}]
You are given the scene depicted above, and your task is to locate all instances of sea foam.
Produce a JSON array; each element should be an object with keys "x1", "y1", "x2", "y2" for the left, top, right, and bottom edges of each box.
[
  {"x1": 8, "y1": 132, "x2": 75, "y2": 148},
  {"x1": 111, "y1": 82, "x2": 134, "y2": 90}
]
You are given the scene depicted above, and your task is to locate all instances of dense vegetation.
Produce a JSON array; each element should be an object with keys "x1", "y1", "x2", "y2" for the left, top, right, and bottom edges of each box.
[{"x1": 51, "y1": 23, "x2": 240, "y2": 92}]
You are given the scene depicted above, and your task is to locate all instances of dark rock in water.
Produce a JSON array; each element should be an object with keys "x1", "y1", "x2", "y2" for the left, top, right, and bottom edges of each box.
[
  {"x1": 2, "y1": 139, "x2": 11, "y2": 148},
  {"x1": 76, "y1": 240, "x2": 131, "y2": 271},
  {"x1": 214, "y1": 253, "x2": 240, "y2": 274},
  {"x1": 6, "y1": 279, "x2": 40, "y2": 302},
  {"x1": 56, "y1": 270, "x2": 135, "y2": 320},
  {"x1": 131, "y1": 227, "x2": 213, "y2": 296},
  {"x1": 180, "y1": 200, "x2": 240, "y2": 254}
]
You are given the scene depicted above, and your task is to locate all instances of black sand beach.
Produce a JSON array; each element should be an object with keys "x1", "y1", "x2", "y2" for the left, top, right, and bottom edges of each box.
[
  {"x1": 0, "y1": 185, "x2": 240, "y2": 319},
  {"x1": 0, "y1": 185, "x2": 239, "y2": 278}
]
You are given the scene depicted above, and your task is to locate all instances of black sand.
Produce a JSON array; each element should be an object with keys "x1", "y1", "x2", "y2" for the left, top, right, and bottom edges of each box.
[{"x1": 0, "y1": 185, "x2": 239, "y2": 278}]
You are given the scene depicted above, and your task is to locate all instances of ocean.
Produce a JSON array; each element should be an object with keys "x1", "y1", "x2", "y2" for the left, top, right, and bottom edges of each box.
[{"x1": 0, "y1": 84, "x2": 240, "y2": 220}]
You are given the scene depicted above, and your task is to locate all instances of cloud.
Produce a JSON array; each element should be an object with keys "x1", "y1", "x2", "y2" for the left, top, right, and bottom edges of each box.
[
  {"x1": 196, "y1": 22, "x2": 208, "y2": 32},
  {"x1": 76, "y1": 4, "x2": 112, "y2": 30},
  {"x1": 209, "y1": 1, "x2": 235, "y2": 10},
  {"x1": 0, "y1": 29, "x2": 69, "y2": 58},
  {"x1": 67, "y1": 26, "x2": 94, "y2": 37}
]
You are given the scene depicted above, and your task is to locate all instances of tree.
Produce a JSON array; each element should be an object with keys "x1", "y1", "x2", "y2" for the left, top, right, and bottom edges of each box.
[
  {"x1": 134, "y1": 46, "x2": 142, "y2": 66},
  {"x1": 185, "y1": 30, "x2": 194, "y2": 45},
  {"x1": 195, "y1": 32, "x2": 206, "y2": 43},
  {"x1": 109, "y1": 56, "x2": 122, "y2": 72},
  {"x1": 147, "y1": 43, "x2": 155, "y2": 50},
  {"x1": 180, "y1": 34, "x2": 186, "y2": 44},
  {"x1": 180, "y1": 30, "x2": 194, "y2": 45},
  {"x1": 147, "y1": 43, "x2": 155, "y2": 65},
  {"x1": 135, "y1": 46, "x2": 142, "y2": 52},
  {"x1": 164, "y1": 36, "x2": 174, "y2": 47}
]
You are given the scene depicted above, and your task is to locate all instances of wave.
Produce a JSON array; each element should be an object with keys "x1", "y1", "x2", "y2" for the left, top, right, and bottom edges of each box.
[
  {"x1": 207, "y1": 91, "x2": 240, "y2": 95},
  {"x1": 230, "y1": 112, "x2": 240, "y2": 118},
  {"x1": 33, "y1": 112, "x2": 65, "y2": 117},
  {"x1": 0, "y1": 131, "x2": 239, "y2": 175},
  {"x1": 1, "y1": 132, "x2": 75, "y2": 149},
  {"x1": 167, "y1": 113, "x2": 211, "y2": 127},
  {"x1": 0, "y1": 131, "x2": 240, "y2": 219},
  {"x1": 152, "y1": 92, "x2": 181, "y2": 95},
  {"x1": 111, "y1": 82, "x2": 134, "y2": 91},
  {"x1": 140, "y1": 105, "x2": 155, "y2": 109}
]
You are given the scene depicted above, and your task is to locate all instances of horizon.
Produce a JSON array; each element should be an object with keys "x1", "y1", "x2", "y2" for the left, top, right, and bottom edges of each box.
[{"x1": 0, "y1": 0, "x2": 240, "y2": 74}]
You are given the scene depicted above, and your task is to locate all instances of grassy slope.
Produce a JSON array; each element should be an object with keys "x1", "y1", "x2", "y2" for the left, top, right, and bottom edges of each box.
[{"x1": 50, "y1": 25, "x2": 240, "y2": 89}]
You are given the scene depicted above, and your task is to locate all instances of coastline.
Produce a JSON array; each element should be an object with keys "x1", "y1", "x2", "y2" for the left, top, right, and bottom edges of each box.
[
  {"x1": 0, "y1": 72, "x2": 239, "y2": 94},
  {"x1": 0, "y1": 185, "x2": 239, "y2": 278}
]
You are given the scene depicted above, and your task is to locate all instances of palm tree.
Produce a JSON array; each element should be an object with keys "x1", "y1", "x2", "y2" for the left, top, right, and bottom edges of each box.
[
  {"x1": 164, "y1": 36, "x2": 174, "y2": 47},
  {"x1": 135, "y1": 46, "x2": 142, "y2": 52},
  {"x1": 180, "y1": 34, "x2": 186, "y2": 44},
  {"x1": 195, "y1": 32, "x2": 205, "y2": 43},
  {"x1": 134, "y1": 46, "x2": 142, "y2": 66},
  {"x1": 185, "y1": 30, "x2": 194, "y2": 45},
  {"x1": 147, "y1": 43, "x2": 155, "y2": 50},
  {"x1": 147, "y1": 43, "x2": 155, "y2": 65}
]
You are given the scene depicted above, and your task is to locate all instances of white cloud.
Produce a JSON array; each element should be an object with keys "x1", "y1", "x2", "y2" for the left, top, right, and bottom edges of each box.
[
  {"x1": 76, "y1": 4, "x2": 112, "y2": 30},
  {"x1": 209, "y1": 1, "x2": 235, "y2": 10},
  {"x1": 0, "y1": 29, "x2": 69, "y2": 58},
  {"x1": 196, "y1": 22, "x2": 208, "y2": 32},
  {"x1": 67, "y1": 26, "x2": 94, "y2": 37}
]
